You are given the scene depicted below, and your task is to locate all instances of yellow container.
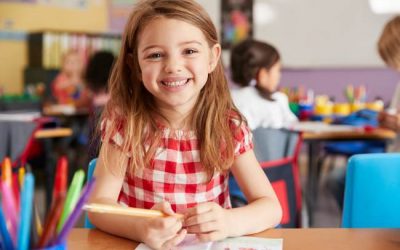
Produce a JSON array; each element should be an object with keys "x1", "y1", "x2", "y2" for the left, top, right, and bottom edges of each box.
[
  {"x1": 314, "y1": 103, "x2": 333, "y2": 116},
  {"x1": 333, "y1": 103, "x2": 351, "y2": 116},
  {"x1": 350, "y1": 102, "x2": 365, "y2": 112},
  {"x1": 366, "y1": 101, "x2": 384, "y2": 112}
]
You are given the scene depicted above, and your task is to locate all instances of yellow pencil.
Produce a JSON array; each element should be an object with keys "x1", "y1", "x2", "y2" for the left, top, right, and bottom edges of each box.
[
  {"x1": 19, "y1": 167, "x2": 25, "y2": 189},
  {"x1": 83, "y1": 203, "x2": 184, "y2": 219}
]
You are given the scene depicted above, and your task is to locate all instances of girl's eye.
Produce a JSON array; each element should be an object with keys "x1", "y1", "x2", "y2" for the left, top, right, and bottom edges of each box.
[
  {"x1": 184, "y1": 49, "x2": 198, "y2": 55},
  {"x1": 148, "y1": 53, "x2": 162, "y2": 59}
]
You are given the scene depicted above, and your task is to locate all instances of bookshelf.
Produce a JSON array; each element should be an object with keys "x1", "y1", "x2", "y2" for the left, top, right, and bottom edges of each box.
[{"x1": 25, "y1": 31, "x2": 121, "y2": 98}]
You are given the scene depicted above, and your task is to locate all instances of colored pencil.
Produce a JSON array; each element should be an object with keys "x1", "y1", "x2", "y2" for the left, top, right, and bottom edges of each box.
[
  {"x1": 53, "y1": 178, "x2": 96, "y2": 245},
  {"x1": 17, "y1": 173, "x2": 35, "y2": 250},
  {"x1": 0, "y1": 206, "x2": 14, "y2": 250},
  {"x1": 56, "y1": 170, "x2": 85, "y2": 232},
  {"x1": 83, "y1": 203, "x2": 184, "y2": 219}
]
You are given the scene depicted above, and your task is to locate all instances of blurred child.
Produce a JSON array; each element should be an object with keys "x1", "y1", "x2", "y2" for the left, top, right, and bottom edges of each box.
[
  {"x1": 230, "y1": 39, "x2": 298, "y2": 130},
  {"x1": 84, "y1": 51, "x2": 115, "y2": 159},
  {"x1": 378, "y1": 16, "x2": 400, "y2": 132},
  {"x1": 88, "y1": 1, "x2": 282, "y2": 249},
  {"x1": 51, "y1": 49, "x2": 90, "y2": 108},
  {"x1": 327, "y1": 16, "x2": 400, "y2": 210}
]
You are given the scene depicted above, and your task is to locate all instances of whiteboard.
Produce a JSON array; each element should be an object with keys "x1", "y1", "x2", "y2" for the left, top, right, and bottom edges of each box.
[
  {"x1": 199, "y1": 0, "x2": 395, "y2": 68},
  {"x1": 254, "y1": 0, "x2": 396, "y2": 67}
]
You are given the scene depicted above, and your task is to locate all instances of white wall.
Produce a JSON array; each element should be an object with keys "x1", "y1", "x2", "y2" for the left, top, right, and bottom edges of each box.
[{"x1": 199, "y1": 0, "x2": 395, "y2": 68}]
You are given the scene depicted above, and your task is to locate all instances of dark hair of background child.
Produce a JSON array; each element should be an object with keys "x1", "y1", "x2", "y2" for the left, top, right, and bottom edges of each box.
[
  {"x1": 84, "y1": 51, "x2": 115, "y2": 93},
  {"x1": 230, "y1": 39, "x2": 280, "y2": 101}
]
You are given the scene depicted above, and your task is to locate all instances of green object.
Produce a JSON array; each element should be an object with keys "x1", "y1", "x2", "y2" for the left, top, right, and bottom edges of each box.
[
  {"x1": 289, "y1": 102, "x2": 299, "y2": 116},
  {"x1": 57, "y1": 170, "x2": 85, "y2": 232}
]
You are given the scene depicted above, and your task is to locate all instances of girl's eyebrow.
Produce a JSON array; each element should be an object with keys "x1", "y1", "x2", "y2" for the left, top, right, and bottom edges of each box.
[{"x1": 141, "y1": 40, "x2": 203, "y2": 53}]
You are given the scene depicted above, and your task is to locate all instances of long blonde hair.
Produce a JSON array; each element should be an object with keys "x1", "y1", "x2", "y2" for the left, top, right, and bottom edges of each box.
[
  {"x1": 102, "y1": 0, "x2": 244, "y2": 177},
  {"x1": 378, "y1": 16, "x2": 400, "y2": 69}
]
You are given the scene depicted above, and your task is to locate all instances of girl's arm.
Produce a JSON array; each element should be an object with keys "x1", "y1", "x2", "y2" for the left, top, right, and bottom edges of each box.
[
  {"x1": 227, "y1": 149, "x2": 282, "y2": 236},
  {"x1": 88, "y1": 144, "x2": 185, "y2": 249},
  {"x1": 184, "y1": 149, "x2": 282, "y2": 241}
]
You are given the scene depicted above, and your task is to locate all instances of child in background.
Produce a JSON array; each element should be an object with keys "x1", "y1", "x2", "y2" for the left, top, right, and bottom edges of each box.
[
  {"x1": 88, "y1": 0, "x2": 282, "y2": 249},
  {"x1": 327, "y1": 16, "x2": 400, "y2": 210},
  {"x1": 84, "y1": 51, "x2": 115, "y2": 160},
  {"x1": 230, "y1": 39, "x2": 298, "y2": 130},
  {"x1": 51, "y1": 49, "x2": 91, "y2": 108},
  {"x1": 378, "y1": 16, "x2": 400, "y2": 132}
]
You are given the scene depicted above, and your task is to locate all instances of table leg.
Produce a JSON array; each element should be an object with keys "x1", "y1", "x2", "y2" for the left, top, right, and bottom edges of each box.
[{"x1": 306, "y1": 141, "x2": 321, "y2": 226}]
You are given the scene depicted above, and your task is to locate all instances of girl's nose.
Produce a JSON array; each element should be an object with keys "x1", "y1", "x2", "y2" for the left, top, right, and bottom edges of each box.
[{"x1": 164, "y1": 56, "x2": 182, "y2": 73}]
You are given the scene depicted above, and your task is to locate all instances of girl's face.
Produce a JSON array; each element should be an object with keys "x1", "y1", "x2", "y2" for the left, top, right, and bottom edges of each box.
[
  {"x1": 63, "y1": 52, "x2": 83, "y2": 76},
  {"x1": 136, "y1": 17, "x2": 220, "y2": 114},
  {"x1": 257, "y1": 61, "x2": 282, "y2": 93}
]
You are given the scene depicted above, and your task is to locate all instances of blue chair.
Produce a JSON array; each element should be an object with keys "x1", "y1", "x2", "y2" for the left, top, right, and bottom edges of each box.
[
  {"x1": 84, "y1": 158, "x2": 97, "y2": 228},
  {"x1": 342, "y1": 153, "x2": 400, "y2": 228}
]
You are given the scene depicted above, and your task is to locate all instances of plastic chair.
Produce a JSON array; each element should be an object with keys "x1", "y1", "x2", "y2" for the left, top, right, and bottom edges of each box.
[
  {"x1": 229, "y1": 128, "x2": 303, "y2": 228},
  {"x1": 342, "y1": 153, "x2": 400, "y2": 228},
  {"x1": 84, "y1": 158, "x2": 97, "y2": 228}
]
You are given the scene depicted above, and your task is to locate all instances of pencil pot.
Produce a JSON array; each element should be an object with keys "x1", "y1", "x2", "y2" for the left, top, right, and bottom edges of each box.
[{"x1": 36, "y1": 242, "x2": 67, "y2": 250}]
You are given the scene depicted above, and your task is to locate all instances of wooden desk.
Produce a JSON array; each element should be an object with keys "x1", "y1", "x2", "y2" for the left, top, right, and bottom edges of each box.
[
  {"x1": 301, "y1": 126, "x2": 396, "y2": 226},
  {"x1": 67, "y1": 228, "x2": 400, "y2": 250},
  {"x1": 34, "y1": 128, "x2": 73, "y2": 138}
]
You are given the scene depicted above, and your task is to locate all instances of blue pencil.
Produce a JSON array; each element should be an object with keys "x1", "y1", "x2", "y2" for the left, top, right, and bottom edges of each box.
[
  {"x1": 52, "y1": 178, "x2": 96, "y2": 245},
  {"x1": 17, "y1": 173, "x2": 35, "y2": 250},
  {"x1": 0, "y1": 206, "x2": 14, "y2": 250}
]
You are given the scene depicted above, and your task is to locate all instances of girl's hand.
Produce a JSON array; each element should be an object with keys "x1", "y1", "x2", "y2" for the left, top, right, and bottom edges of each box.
[
  {"x1": 183, "y1": 202, "x2": 233, "y2": 242},
  {"x1": 141, "y1": 202, "x2": 186, "y2": 250}
]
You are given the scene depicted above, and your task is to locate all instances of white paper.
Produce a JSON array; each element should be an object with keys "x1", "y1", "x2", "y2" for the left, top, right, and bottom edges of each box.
[
  {"x1": 290, "y1": 121, "x2": 357, "y2": 133},
  {"x1": 135, "y1": 235, "x2": 282, "y2": 250}
]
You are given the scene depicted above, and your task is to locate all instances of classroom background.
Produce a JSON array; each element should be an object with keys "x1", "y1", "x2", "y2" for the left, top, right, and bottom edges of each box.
[{"x1": 1, "y1": 0, "x2": 400, "y2": 244}]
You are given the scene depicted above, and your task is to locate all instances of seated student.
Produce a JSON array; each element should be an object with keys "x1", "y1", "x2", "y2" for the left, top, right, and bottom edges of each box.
[
  {"x1": 327, "y1": 15, "x2": 400, "y2": 210},
  {"x1": 84, "y1": 51, "x2": 115, "y2": 159},
  {"x1": 51, "y1": 49, "x2": 91, "y2": 108},
  {"x1": 89, "y1": 1, "x2": 282, "y2": 249},
  {"x1": 230, "y1": 39, "x2": 298, "y2": 130}
]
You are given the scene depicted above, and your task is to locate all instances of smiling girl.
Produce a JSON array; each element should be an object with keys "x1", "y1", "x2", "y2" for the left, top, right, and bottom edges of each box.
[{"x1": 88, "y1": 1, "x2": 282, "y2": 249}]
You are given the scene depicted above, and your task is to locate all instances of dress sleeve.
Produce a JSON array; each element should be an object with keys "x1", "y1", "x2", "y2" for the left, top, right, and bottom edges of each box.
[
  {"x1": 230, "y1": 119, "x2": 254, "y2": 157},
  {"x1": 100, "y1": 118, "x2": 130, "y2": 156}
]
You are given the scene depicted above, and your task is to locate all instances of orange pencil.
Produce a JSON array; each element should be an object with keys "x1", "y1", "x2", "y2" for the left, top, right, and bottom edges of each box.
[
  {"x1": 2, "y1": 157, "x2": 12, "y2": 186},
  {"x1": 37, "y1": 195, "x2": 65, "y2": 248}
]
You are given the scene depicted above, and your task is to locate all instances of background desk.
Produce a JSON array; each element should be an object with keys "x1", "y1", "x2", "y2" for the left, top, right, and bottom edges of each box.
[
  {"x1": 302, "y1": 126, "x2": 397, "y2": 226},
  {"x1": 67, "y1": 228, "x2": 400, "y2": 250}
]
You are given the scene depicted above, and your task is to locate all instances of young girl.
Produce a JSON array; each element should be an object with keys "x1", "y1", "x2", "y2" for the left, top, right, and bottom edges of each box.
[
  {"x1": 51, "y1": 49, "x2": 90, "y2": 108},
  {"x1": 230, "y1": 39, "x2": 298, "y2": 130},
  {"x1": 89, "y1": 0, "x2": 282, "y2": 249}
]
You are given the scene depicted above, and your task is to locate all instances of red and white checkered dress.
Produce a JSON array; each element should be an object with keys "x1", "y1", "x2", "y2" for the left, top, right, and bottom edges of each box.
[{"x1": 101, "y1": 118, "x2": 253, "y2": 213}]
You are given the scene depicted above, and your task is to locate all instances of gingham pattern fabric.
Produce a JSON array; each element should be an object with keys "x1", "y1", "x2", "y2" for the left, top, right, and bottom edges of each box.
[{"x1": 101, "y1": 118, "x2": 253, "y2": 213}]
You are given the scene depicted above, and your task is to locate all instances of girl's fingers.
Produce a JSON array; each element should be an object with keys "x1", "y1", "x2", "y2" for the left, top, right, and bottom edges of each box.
[
  {"x1": 185, "y1": 221, "x2": 218, "y2": 234},
  {"x1": 184, "y1": 210, "x2": 215, "y2": 227},
  {"x1": 185, "y1": 202, "x2": 214, "y2": 217},
  {"x1": 151, "y1": 201, "x2": 175, "y2": 216},
  {"x1": 162, "y1": 229, "x2": 187, "y2": 250},
  {"x1": 196, "y1": 230, "x2": 224, "y2": 242}
]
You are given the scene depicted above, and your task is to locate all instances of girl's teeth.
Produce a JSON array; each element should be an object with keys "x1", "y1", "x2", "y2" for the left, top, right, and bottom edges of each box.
[{"x1": 162, "y1": 80, "x2": 187, "y2": 86}]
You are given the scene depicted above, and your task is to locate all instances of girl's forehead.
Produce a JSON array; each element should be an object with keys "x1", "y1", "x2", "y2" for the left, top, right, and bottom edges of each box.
[{"x1": 137, "y1": 17, "x2": 207, "y2": 47}]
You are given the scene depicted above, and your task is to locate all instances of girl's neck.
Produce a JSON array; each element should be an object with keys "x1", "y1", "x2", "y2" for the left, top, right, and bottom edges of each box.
[{"x1": 156, "y1": 107, "x2": 192, "y2": 131}]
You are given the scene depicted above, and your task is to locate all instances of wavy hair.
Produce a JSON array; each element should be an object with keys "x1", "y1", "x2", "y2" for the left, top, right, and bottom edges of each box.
[
  {"x1": 378, "y1": 16, "x2": 400, "y2": 69},
  {"x1": 102, "y1": 0, "x2": 243, "y2": 177}
]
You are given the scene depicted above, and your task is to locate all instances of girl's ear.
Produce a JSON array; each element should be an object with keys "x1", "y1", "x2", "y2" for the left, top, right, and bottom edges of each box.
[
  {"x1": 257, "y1": 67, "x2": 269, "y2": 84},
  {"x1": 208, "y1": 43, "x2": 221, "y2": 73}
]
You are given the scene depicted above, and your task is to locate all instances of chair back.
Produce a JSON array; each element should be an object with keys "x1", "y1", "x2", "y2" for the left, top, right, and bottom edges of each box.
[
  {"x1": 342, "y1": 153, "x2": 400, "y2": 228},
  {"x1": 84, "y1": 158, "x2": 97, "y2": 228},
  {"x1": 229, "y1": 128, "x2": 303, "y2": 228},
  {"x1": 252, "y1": 128, "x2": 299, "y2": 162}
]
